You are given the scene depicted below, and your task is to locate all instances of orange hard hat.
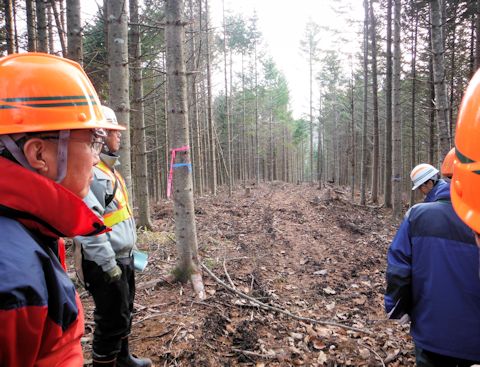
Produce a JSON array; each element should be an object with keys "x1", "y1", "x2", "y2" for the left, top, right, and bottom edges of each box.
[
  {"x1": 0, "y1": 52, "x2": 125, "y2": 134},
  {"x1": 441, "y1": 148, "x2": 456, "y2": 178},
  {"x1": 451, "y1": 68, "x2": 480, "y2": 234}
]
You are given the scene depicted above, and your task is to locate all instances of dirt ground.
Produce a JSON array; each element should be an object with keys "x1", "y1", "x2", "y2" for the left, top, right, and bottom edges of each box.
[{"x1": 74, "y1": 182, "x2": 415, "y2": 366}]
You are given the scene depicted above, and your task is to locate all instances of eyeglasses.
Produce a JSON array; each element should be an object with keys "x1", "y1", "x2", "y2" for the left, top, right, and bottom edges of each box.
[{"x1": 34, "y1": 134, "x2": 105, "y2": 155}]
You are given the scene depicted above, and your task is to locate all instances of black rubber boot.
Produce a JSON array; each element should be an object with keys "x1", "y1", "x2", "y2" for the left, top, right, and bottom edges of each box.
[
  {"x1": 116, "y1": 338, "x2": 152, "y2": 367},
  {"x1": 92, "y1": 352, "x2": 117, "y2": 367}
]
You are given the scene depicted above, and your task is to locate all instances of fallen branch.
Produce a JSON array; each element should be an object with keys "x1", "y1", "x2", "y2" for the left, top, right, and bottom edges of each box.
[
  {"x1": 202, "y1": 263, "x2": 373, "y2": 336},
  {"x1": 359, "y1": 343, "x2": 386, "y2": 367},
  {"x1": 223, "y1": 258, "x2": 236, "y2": 289},
  {"x1": 232, "y1": 348, "x2": 276, "y2": 359}
]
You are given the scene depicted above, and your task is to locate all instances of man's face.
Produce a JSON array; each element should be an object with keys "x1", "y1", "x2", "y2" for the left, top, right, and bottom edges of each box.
[
  {"x1": 418, "y1": 180, "x2": 434, "y2": 196},
  {"x1": 105, "y1": 129, "x2": 121, "y2": 153},
  {"x1": 38, "y1": 130, "x2": 100, "y2": 198}
]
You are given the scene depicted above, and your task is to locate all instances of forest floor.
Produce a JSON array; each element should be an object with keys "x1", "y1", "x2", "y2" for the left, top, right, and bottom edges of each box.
[{"x1": 74, "y1": 182, "x2": 416, "y2": 367}]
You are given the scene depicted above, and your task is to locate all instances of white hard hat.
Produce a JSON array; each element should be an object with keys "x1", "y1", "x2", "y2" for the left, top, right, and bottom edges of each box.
[
  {"x1": 410, "y1": 163, "x2": 439, "y2": 190},
  {"x1": 101, "y1": 105, "x2": 119, "y2": 126}
]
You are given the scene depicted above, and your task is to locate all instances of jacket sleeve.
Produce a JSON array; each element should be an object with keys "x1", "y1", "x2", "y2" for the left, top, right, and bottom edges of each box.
[
  {"x1": 0, "y1": 306, "x2": 46, "y2": 366},
  {"x1": 385, "y1": 216, "x2": 413, "y2": 319},
  {"x1": 74, "y1": 175, "x2": 117, "y2": 272}
]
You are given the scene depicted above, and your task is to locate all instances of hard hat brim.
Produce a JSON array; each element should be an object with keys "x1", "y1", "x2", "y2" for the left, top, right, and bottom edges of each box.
[{"x1": 451, "y1": 161, "x2": 480, "y2": 234}]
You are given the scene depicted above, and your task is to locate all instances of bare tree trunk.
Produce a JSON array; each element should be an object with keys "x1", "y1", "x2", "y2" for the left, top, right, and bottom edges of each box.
[
  {"x1": 317, "y1": 94, "x2": 324, "y2": 188},
  {"x1": 36, "y1": 0, "x2": 48, "y2": 52},
  {"x1": 392, "y1": 0, "x2": 402, "y2": 219},
  {"x1": 47, "y1": 3, "x2": 54, "y2": 53},
  {"x1": 448, "y1": 2, "x2": 458, "y2": 139},
  {"x1": 369, "y1": 0, "x2": 379, "y2": 204},
  {"x1": 49, "y1": 0, "x2": 66, "y2": 56},
  {"x1": 4, "y1": 0, "x2": 15, "y2": 54},
  {"x1": 129, "y1": 0, "x2": 152, "y2": 229},
  {"x1": 360, "y1": 0, "x2": 369, "y2": 206},
  {"x1": 430, "y1": 0, "x2": 451, "y2": 161},
  {"x1": 384, "y1": 0, "x2": 393, "y2": 208},
  {"x1": 309, "y1": 38, "x2": 314, "y2": 182},
  {"x1": 26, "y1": 0, "x2": 37, "y2": 51},
  {"x1": 254, "y1": 42, "x2": 260, "y2": 184},
  {"x1": 349, "y1": 68, "x2": 356, "y2": 200},
  {"x1": 12, "y1": 0, "x2": 19, "y2": 52},
  {"x1": 106, "y1": 0, "x2": 132, "y2": 198},
  {"x1": 410, "y1": 2, "x2": 418, "y2": 207},
  {"x1": 205, "y1": 0, "x2": 217, "y2": 195},
  {"x1": 222, "y1": 0, "x2": 232, "y2": 195},
  {"x1": 66, "y1": 0, "x2": 82, "y2": 63},
  {"x1": 166, "y1": 0, "x2": 205, "y2": 299},
  {"x1": 475, "y1": 0, "x2": 480, "y2": 71}
]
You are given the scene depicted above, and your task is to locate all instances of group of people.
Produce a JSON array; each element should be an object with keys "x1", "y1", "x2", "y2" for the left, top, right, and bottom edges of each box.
[
  {"x1": 0, "y1": 53, "x2": 150, "y2": 366},
  {"x1": 385, "y1": 69, "x2": 480, "y2": 366}
]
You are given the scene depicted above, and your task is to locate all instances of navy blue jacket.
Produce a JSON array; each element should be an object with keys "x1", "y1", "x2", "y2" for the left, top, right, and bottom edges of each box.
[{"x1": 385, "y1": 180, "x2": 480, "y2": 361}]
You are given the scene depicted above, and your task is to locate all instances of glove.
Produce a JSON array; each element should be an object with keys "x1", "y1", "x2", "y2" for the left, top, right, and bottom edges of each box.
[{"x1": 104, "y1": 265, "x2": 122, "y2": 283}]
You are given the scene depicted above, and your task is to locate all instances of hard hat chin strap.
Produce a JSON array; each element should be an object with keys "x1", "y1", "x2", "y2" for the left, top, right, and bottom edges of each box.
[
  {"x1": 0, "y1": 135, "x2": 36, "y2": 172},
  {"x1": 0, "y1": 131, "x2": 69, "y2": 183},
  {"x1": 55, "y1": 130, "x2": 69, "y2": 183}
]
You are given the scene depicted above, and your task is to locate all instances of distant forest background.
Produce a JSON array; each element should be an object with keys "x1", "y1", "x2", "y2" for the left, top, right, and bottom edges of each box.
[{"x1": 1, "y1": 0, "x2": 477, "y2": 221}]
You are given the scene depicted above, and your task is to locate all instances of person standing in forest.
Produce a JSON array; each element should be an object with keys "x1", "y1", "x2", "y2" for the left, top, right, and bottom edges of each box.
[
  {"x1": 385, "y1": 161, "x2": 480, "y2": 366},
  {"x1": 0, "y1": 53, "x2": 118, "y2": 366},
  {"x1": 74, "y1": 106, "x2": 152, "y2": 367}
]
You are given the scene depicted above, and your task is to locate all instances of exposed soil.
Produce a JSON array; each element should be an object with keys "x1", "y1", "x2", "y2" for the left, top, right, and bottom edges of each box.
[{"x1": 74, "y1": 182, "x2": 415, "y2": 366}]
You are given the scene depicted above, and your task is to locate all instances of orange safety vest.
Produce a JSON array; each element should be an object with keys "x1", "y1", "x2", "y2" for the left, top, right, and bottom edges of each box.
[{"x1": 96, "y1": 161, "x2": 132, "y2": 227}]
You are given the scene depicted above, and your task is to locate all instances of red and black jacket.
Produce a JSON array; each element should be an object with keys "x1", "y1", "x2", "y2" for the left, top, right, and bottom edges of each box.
[{"x1": 0, "y1": 157, "x2": 108, "y2": 366}]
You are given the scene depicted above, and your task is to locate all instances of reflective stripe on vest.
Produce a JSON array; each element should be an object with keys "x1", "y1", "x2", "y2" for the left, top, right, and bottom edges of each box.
[{"x1": 96, "y1": 161, "x2": 132, "y2": 227}]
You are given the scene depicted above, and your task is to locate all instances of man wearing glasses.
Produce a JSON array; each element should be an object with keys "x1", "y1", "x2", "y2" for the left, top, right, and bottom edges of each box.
[
  {"x1": 0, "y1": 53, "x2": 119, "y2": 366},
  {"x1": 74, "y1": 106, "x2": 151, "y2": 367}
]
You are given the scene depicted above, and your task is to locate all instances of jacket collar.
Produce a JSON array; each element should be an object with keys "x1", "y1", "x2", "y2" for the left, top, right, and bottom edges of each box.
[
  {"x1": 100, "y1": 152, "x2": 120, "y2": 169},
  {"x1": 0, "y1": 157, "x2": 108, "y2": 238},
  {"x1": 424, "y1": 179, "x2": 450, "y2": 203}
]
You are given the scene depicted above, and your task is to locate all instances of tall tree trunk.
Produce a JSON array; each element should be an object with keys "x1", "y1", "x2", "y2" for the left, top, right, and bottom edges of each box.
[
  {"x1": 254, "y1": 42, "x2": 260, "y2": 184},
  {"x1": 317, "y1": 94, "x2": 323, "y2": 187},
  {"x1": 410, "y1": 2, "x2": 418, "y2": 207},
  {"x1": 430, "y1": 0, "x2": 451, "y2": 161},
  {"x1": 129, "y1": 0, "x2": 152, "y2": 229},
  {"x1": 384, "y1": 0, "x2": 393, "y2": 208},
  {"x1": 222, "y1": 0, "x2": 232, "y2": 195},
  {"x1": 166, "y1": 0, "x2": 205, "y2": 299},
  {"x1": 309, "y1": 36, "x2": 314, "y2": 182},
  {"x1": 26, "y1": 0, "x2": 37, "y2": 51},
  {"x1": 360, "y1": 0, "x2": 369, "y2": 206},
  {"x1": 66, "y1": 0, "x2": 82, "y2": 63},
  {"x1": 49, "y1": 0, "x2": 66, "y2": 56},
  {"x1": 392, "y1": 0, "x2": 402, "y2": 219},
  {"x1": 106, "y1": 0, "x2": 132, "y2": 198},
  {"x1": 36, "y1": 0, "x2": 48, "y2": 52},
  {"x1": 369, "y1": 0, "x2": 379, "y2": 204},
  {"x1": 475, "y1": 0, "x2": 480, "y2": 70},
  {"x1": 350, "y1": 68, "x2": 356, "y2": 200},
  {"x1": 205, "y1": 0, "x2": 217, "y2": 195},
  {"x1": 12, "y1": 0, "x2": 18, "y2": 52},
  {"x1": 47, "y1": 3, "x2": 54, "y2": 53},
  {"x1": 428, "y1": 29, "x2": 436, "y2": 164},
  {"x1": 4, "y1": 0, "x2": 15, "y2": 54},
  {"x1": 448, "y1": 2, "x2": 458, "y2": 139}
]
